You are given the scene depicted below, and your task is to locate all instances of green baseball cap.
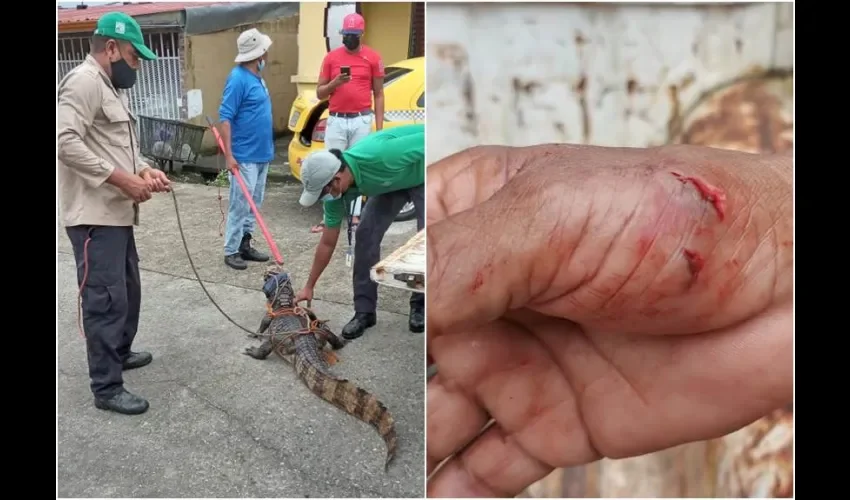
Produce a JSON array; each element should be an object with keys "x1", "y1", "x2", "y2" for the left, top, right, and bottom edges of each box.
[{"x1": 93, "y1": 11, "x2": 157, "y2": 61}]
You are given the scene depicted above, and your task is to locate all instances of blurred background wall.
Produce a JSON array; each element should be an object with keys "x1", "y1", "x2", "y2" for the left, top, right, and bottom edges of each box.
[{"x1": 426, "y1": 1, "x2": 793, "y2": 497}]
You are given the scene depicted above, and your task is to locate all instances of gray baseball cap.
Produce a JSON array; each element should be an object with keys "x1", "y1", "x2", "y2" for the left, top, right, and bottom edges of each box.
[{"x1": 299, "y1": 150, "x2": 342, "y2": 207}]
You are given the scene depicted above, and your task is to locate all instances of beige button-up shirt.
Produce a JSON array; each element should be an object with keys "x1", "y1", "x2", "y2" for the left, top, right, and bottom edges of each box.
[{"x1": 57, "y1": 54, "x2": 151, "y2": 227}]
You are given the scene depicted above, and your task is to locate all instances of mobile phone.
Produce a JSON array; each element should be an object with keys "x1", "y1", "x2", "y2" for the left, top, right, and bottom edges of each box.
[{"x1": 340, "y1": 66, "x2": 351, "y2": 77}]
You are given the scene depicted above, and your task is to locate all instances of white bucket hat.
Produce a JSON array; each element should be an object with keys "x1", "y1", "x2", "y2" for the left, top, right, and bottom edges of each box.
[{"x1": 234, "y1": 28, "x2": 272, "y2": 63}]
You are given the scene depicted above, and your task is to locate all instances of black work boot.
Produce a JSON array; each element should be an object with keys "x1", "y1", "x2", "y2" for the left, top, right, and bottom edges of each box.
[
  {"x1": 94, "y1": 389, "x2": 150, "y2": 415},
  {"x1": 342, "y1": 312, "x2": 377, "y2": 340},
  {"x1": 123, "y1": 351, "x2": 153, "y2": 371},
  {"x1": 240, "y1": 233, "x2": 269, "y2": 262},
  {"x1": 225, "y1": 253, "x2": 247, "y2": 270},
  {"x1": 409, "y1": 305, "x2": 424, "y2": 333}
]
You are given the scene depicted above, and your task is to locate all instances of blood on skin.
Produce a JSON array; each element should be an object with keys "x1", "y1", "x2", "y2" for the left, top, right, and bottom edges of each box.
[
  {"x1": 671, "y1": 171, "x2": 727, "y2": 221},
  {"x1": 683, "y1": 249, "x2": 705, "y2": 279},
  {"x1": 470, "y1": 263, "x2": 492, "y2": 293},
  {"x1": 471, "y1": 272, "x2": 484, "y2": 292}
]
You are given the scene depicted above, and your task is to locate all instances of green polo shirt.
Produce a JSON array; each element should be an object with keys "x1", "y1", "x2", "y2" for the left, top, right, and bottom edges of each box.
[{"x1": 322, "y1": 123, "x2": 424, "y2": 229}]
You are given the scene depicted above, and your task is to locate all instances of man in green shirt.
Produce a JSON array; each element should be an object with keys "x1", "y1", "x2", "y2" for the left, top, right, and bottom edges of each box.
[{"x1": 295, "y1": 123, "x2": 424, "y2": 339}]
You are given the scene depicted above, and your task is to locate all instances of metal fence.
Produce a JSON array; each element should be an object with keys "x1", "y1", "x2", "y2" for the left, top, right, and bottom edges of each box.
[{"x1": 57, "y1": 31, "x2": 184, "y2": 121}]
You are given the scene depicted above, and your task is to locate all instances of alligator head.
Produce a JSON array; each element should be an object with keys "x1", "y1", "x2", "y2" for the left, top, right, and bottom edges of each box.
[{"x1": 262, "y1": 263, "x2": 294, "y2": 308}]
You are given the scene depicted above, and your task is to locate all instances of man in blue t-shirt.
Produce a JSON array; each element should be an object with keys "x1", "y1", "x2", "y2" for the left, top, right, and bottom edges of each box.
[{"x1": 218, "y1": 28, "x2": 275, "y2": 270}]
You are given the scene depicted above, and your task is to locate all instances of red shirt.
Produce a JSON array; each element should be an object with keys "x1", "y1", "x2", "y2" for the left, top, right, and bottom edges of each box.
[{"x1": 319, "y1": 45, "x2": 384, "y2": 113}]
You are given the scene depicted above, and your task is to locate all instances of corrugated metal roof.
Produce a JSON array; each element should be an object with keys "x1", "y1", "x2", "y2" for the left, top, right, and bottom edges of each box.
[{"x1": 57, "y1": 2, "x2": 226, "y2": 24}]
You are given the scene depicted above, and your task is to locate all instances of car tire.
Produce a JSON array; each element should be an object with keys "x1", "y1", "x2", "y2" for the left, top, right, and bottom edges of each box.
[{"x1": 394, "y1": 201, "x2": 417, "y2": 222}]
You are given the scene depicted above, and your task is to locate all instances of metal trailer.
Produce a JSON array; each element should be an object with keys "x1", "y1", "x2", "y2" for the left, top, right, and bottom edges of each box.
[
  {"x1": 370, "y1": 229, "x2": 425, "y2": 293},
  {"x1": 137, "y1": 115, "x2": 210, "y2": 175}
]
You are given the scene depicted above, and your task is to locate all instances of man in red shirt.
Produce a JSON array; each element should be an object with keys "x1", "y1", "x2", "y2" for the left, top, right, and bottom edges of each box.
[{"x1": 310, "y1": 12, "x2": 384, "y2": 233}]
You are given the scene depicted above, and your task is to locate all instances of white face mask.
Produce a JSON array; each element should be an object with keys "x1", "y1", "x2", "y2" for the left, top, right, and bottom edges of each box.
[{"x1": 320, "y1": 192, "x2": 341, "y2": 202}]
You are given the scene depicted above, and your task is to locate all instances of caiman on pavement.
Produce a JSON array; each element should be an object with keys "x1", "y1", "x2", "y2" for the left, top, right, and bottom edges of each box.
[{"x1": 243, "y1": 264, "x2": 398, "y2": 471}]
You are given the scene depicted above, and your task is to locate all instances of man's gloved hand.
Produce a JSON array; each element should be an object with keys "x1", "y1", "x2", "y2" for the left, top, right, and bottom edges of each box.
[{"x1": 425, "y1": 143, "x2": 793, "y2": 497}]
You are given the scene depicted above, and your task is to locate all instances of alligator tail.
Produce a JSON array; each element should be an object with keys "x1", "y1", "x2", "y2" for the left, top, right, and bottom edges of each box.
[{"x1": 295, "y1": 353, "x2": 398, "y2": 471}]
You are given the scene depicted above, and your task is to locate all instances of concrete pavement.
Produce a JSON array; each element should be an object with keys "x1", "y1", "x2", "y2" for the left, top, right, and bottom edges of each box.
[{"x1": 56, "y1": 180, "x2": 425, "y2": 498}]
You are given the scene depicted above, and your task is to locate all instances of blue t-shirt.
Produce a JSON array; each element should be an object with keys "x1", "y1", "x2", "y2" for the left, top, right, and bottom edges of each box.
[{"x1": 218, "y1": 66, "x2": 274, "y2": 164}]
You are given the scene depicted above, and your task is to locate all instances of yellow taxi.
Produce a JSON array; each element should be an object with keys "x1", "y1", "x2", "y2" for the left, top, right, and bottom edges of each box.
[{"x1": 286, "y1": 56, "x2": 424, "y2": 222}]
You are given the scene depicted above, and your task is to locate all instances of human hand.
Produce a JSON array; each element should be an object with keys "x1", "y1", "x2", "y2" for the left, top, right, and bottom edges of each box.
[
  {"x1": 295, "y1": 286, "x2": 314, "y2": 306},
  {"x1": 226, "y1": 155, "x2": 239, "y2": 173},
  {"x1": 141, "y1": 167, "x2": 172, "y2": 192},
  {"x1": 119, "y1": 172, "x2": 152, "y2": 203},
  {"x1": 425, "y1": 144, "x2": 793, "y2": 497},
  {"x1": 333, "y1": 73, "x2": 351, "y2": 86}
]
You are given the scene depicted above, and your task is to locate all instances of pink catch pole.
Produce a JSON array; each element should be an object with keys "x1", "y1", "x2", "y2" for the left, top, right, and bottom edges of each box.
[{"x1": 205, "y1": 117, "x2": 284, "y2": 265}]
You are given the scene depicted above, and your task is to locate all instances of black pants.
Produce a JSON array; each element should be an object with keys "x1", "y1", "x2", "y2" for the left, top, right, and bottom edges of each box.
[
  {"x1": 66, "y1": 225, "x2": 142, "y2": 398},
  {"x1": 353, "y1": 185, "x2": 425, "y2": 314}
]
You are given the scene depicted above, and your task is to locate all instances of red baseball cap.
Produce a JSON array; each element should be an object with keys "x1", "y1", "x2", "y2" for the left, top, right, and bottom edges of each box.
[{"x1": 341, "y1": 13, "x2": 365, "y2": 35}]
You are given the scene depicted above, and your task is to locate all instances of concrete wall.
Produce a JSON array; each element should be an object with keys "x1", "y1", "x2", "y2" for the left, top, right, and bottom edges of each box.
[
  {"x1": 361, "y1": 2, "x2": 413, "y2": 66},
  {"x1": 291, "y1": 2, "x2": 324, "y2": 94},
  {"x1": 183, "y1": 14, "x2": 300, "y2": 151},
  {"x1": 292, "y1": 2, "x2": 415, "y2": 95}
]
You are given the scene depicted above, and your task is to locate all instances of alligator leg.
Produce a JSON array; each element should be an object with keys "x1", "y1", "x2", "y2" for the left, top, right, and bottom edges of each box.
[
  {"x1": 243, "y1": 339, "x2": 274, "y2": 360},
  {"x1": 320, "y1": 327, "x2": 347, "y2": 350},
  {"x1": 248, "y1": 314, "x2": 273, "y2": 339}
]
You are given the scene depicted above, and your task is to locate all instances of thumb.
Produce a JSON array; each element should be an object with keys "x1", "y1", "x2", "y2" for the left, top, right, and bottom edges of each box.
[{"x1": 426, "y1": 144, "x2": 793, "y2": 338}]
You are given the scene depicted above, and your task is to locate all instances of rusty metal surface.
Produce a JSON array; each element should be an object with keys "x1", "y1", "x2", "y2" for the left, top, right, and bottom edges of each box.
[
  {"x1": 426, "y1": 2, "x2": 794, "y2": 498},
  {"x1": 426, "y1": 1, "x2": 795, "y2": 162},
  {"x1": 713, "y1": 406, "x2": 794, "y2": 497},
  {"x1": 673, "y1": 74, "x2": 794, "y2": 154}
]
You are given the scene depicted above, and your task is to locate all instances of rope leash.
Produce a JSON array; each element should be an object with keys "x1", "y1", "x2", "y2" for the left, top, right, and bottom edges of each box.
[
  {"x1": 75, "y1": 229, "x2": 94, "y2": 339},
  {"x1": 173, "y1": 188, "x2": 330, "y2": 340},
  {"x1": 261, "y1": 305, "x2": 332, "y2": 338},
  {"x1": 260, "y1": 304, "x2": 334, "y2": 357},
  {"x1": 168, "y1": 140, "x2": 254, "y2": 337},
  {"x1": 76, "y1": 118, "x2": 278, "y2": 340},
  {"x1": 76, "y1": 187, "x2": 317, "y2": 341},
  {"x1": 171, "y1": 186, "x2": 257, "y2": 336}
]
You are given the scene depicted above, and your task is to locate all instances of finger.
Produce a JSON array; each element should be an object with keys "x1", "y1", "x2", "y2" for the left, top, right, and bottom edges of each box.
[
  {"x1": 426, "y1": 145, "x2": 520, "y2": 225},
  {"x1": 535, "y1": 302, "x2": 792, "y2": 459},
  {"x1": 430, "y1": 319, "x2": 599, "y2": 468},
  {"x1": 427, "y1": 144, "x2": 793, "y2": 337},
  {"x1": 427, "y1": 423, "x2": 552, "y2": 498},
  {"x1": 426, "y1": 374, "x2": 489, "y2": 475},
  {"x1": 426, "y1": 143, "x2": 649, "y2": 224}
]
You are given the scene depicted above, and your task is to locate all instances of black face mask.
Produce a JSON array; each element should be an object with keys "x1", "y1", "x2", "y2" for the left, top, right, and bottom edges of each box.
[
  {"x1": 110, "y1": 57, "x2": 137, "y2": 89},
  {"x1": 342, "y1": 34, "x2": 361, "y2": 51}
]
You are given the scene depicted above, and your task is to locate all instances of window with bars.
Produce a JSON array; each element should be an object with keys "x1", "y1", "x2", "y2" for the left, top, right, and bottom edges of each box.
[{"x1": 57, "y1": 30, "x2": 185, "y2": 122}]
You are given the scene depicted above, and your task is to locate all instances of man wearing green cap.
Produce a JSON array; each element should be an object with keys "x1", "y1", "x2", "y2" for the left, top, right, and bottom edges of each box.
[
  {"x1": 294, "y1": 124, "x2": 425, "y2": 340},
  {"x1": 57, "y1": 11, "x2": 169, "y2": 416}
]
